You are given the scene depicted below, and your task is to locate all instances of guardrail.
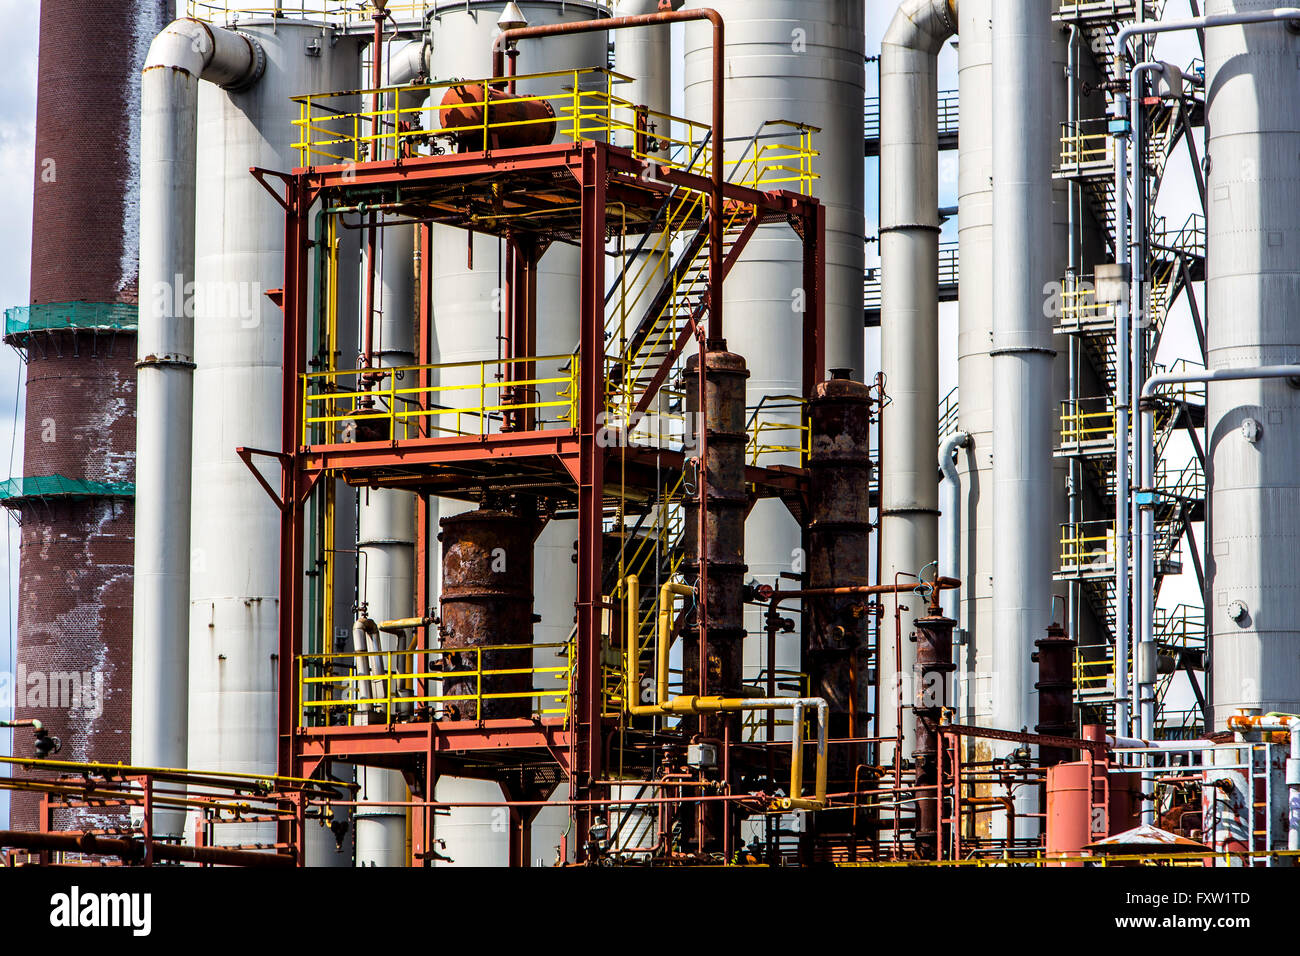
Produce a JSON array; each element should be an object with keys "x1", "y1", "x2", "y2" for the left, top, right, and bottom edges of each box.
[
  {"x1": 298, "y1": 641, "x2": 572, "y2": 727},
  {"x1": 293, "y1": 68, "x2": 817, "y2": 194},
  {"x1": 187, "y1": 1, "x2": 431, "y2": 27},
  {"x1": 301, "y1": 354, "x2": 577, "y2": 445}
]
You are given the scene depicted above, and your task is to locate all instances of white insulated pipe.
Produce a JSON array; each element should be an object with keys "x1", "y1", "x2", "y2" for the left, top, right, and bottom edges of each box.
[
  {"x1": 955, "y1": 0, "x2": 992, "y2": 729},
  {"x1": 133, "y1": 18, "x2": 264, "y2": 834},
  {"x1": 1109, "y1": 5, "x2": 1300, "y2": 741},
  {"x1": 938, "y1": 431, "x2": 971, "y2": 624},
  {"x1": 990, "y1": 0, "x2": 1055, "y2": 760},
  {"x1": 353, "y1": 38, "x2": 426, "y2": 870},
  {"x1": 879, "y1": 0, "x2": 957, "y2": 760}
]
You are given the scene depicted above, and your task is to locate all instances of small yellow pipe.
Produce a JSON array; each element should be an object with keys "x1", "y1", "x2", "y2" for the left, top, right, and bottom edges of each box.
[
  {"x1": 656, "y1": 582, "x2": 694, "y2": 706},
  {"x1": 619, "y1": 574, "x2": 828, "y2": 810},
  {"x1": 379, "y1": 616, "x2": 431, "y2": 630}
]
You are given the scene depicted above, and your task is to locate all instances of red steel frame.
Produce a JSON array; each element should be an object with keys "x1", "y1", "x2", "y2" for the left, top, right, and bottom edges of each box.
[{"x1": 274, "y1": 138, "x2": 826, "y2": 863}]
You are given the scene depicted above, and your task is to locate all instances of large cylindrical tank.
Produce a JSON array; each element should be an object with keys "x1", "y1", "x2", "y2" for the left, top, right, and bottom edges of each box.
[
  {"x1": 439, "y1": 508, "x2": 540, "y2": 720},
  {"x1": 7, "y1": 0, "x2": 173, "y2": 833},
  {"x1": 1046, "y1": 760, "x2": 1139, "y2": 865},
  {"x1": 423, "y1": 0, "x2": 607, "y2": 866},
  {"x1": 1204, "y1": 2, "x2": 1300, "y2": 724},
  {"x1": 684, "y1": 0, "x2": 865, "y2": 751},
  {"x1": 187, "y1": 20, "x2": 360, "y2": 846},
  {"x1": 684, "y1": 0, "x2": 864, "y2": 379}
]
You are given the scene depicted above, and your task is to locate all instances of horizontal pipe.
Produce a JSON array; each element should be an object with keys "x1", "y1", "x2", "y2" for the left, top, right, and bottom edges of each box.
[
  {"x1": 1114, "y1": 8, "x2": 1300, "y2": 80},
  {"x1": 0, "y1": 830, "x2": 294, "y2": 867}
]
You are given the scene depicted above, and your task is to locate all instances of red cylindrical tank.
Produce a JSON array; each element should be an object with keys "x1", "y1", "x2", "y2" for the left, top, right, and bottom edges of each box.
[
  {"x1": 1046, "y1": 760, "x2": 1140, "y2": 866},
  {"x1": 439, "y1": 83, "x2": 557, "y2": 152}
]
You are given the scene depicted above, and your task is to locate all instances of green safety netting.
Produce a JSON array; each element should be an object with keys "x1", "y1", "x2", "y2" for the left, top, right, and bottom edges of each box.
[
  {"x1": 0, "y1": 475, "x2": 135, "y2": 502},
  {"x1": 4, "y1": 302, "x2": 137, "y2": 338}
]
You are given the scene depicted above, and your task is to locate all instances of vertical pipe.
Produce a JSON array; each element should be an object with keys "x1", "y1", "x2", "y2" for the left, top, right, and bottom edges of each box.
[
  {"x1": 134, "y1": 18, "x2": 265, "y2": 838},
  {"x1": 957, "y1": 0, "x2": 992, "y2": 731},
  {"x1": 353, "y1": 35, "x2": 426, "y2": 871},
  {"x1": 938, "y1": 431, "x2": 971, "y2": 623},
  {"x1": 1065, "y1": 24, "x2": 1081, "y2": 654},
  {"x1": 1129, "y1": 62, "x2": 1163, "y2": 749},
  {"x1": 990, "y1": 0, "x2": 1055, "y2": 827},
  {"x1": 879, "y1": 0, "x2": 956, "y2": 760},
  {"x1": 1112, "y1": 96, "x2": 1132, "y2": 738}
]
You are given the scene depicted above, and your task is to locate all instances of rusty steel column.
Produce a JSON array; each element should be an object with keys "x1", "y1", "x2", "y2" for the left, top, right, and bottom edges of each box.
[
  {"x1": 4, "y1": 0, "x2": 173, "y2": 832},
  {"x1": 1034, "y1": 621, "x2": 1078, "y2": 768},
  {"x1": 911, "y1": 611, "x2": 955, "y2": 858},
  {"x1": 681, "y1": 344, "x2": 748, "y2": 855},
  {"x1": 682, "y1": 345, "x2": 750, "y2": 706},
  {"x1": 807, "y1": 369, "x2": 874, "y2": 791},
  {"x1": 438, "y1": 507, "x2": 541, "y2": 720}
]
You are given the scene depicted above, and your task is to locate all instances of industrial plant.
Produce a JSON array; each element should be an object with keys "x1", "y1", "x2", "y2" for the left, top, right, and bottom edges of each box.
[{"x1": 0, "y1": 0, "x2": 1297, "y2": 870}]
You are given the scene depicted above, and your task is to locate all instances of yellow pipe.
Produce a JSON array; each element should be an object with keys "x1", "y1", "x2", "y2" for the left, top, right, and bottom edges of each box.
[
  {"x1": 379, "y1": 616, "x2": 431, "y2": 630},
  {"x1": 655, "y1": 582, "x2": 694, "y2": 706},
  {"x1": 620, "y1": 578, "x2": 827, "y2": 810}
]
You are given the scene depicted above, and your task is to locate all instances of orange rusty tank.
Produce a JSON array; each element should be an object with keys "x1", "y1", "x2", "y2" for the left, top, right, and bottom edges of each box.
[
  {"x1": 439, "y1": 82, "x2": 557, "y2": 152},
  {"x1": 1046, "y1": 760, "x2": 1141, "y2": 866}
]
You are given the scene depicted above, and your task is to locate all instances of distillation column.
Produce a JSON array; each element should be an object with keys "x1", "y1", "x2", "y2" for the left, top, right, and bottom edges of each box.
[
  {"x1": 684, "y1": 0, "x2": 865, "y2": 747},
  {"x1": 187, "y1": 20, "x2": 360, "y2": 845},
  {"x1": 956, "y1": 0, "x2": 992, "y2": 729},
  {"x1": 879, "y1": 0, "x2": 955, "y2": 761},
  {"x1": 988, "y1": 3, "x2": 1061, "y2": 831},
  {"x1": 807, "y1": 370, "x2": 874, "y2": 806},
  {"x1": 1204, "y1": 3, "x2": 1300, "y2": 723}
]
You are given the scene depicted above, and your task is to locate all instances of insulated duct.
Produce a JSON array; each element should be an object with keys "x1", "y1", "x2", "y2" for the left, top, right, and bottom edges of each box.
[
  {"x1": 879, "y1": 0, "x2": 956, "y2": 758},
  {"x1": 989, "y1": 0, "x2": 1058, "y2": 828},
  {"x1": 133, "y1": 17, "x2": 265, "y2": 834}
]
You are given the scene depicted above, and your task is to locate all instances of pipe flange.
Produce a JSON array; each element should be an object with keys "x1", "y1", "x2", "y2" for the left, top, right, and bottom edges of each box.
[
  {"x1": 135, "y1": 356, "x2": 197, "y2": 370},
  {"x1": 222, "y1": 32, "x2": 267, "y2": 92}
]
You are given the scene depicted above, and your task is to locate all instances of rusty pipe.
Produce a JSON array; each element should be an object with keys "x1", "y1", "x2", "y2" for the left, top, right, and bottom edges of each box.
[
  {"x1": 0, "y1": 829, "x2": 295, "y2": 867},
  {"x1": 492, "y1": 9, "x2": 725, "y2": 337}
]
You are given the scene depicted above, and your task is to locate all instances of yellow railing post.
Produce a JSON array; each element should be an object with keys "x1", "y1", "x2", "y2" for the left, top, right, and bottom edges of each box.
[{"x1": 475, "y1": 647, "x2": 484, "y2": 723}]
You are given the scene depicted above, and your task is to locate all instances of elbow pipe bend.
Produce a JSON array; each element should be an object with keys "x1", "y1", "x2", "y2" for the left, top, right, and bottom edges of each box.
[
  {"x1": 145, "y1": 18, "x2": 265, "y2": 92},
  {"x1": 938, "y1": 430, "x2": 971, "y2": 483},
  {"x1": 883, "y1": 0, "x2": 958, "y2": 55}
]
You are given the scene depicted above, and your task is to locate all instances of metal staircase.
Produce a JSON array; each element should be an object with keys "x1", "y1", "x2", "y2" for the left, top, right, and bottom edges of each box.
[{"x1": 1053, "y1": 0, "x2": 1208, "y2": 737}]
